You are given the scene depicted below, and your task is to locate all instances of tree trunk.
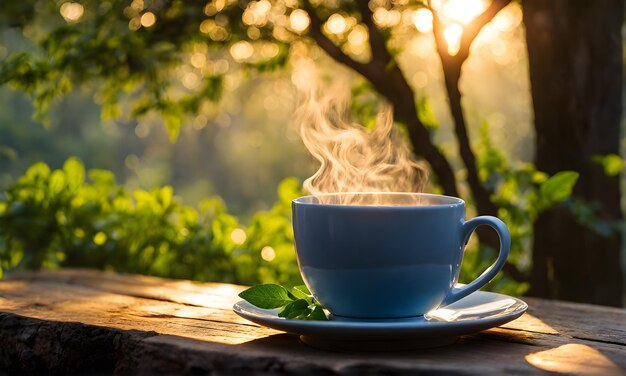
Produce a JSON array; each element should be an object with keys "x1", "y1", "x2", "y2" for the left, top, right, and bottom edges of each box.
[{"x1": 523, "y1": 0, "x2": 624, "y2": 306}]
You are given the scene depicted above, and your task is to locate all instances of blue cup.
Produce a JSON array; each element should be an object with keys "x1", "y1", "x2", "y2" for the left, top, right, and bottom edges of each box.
[{"x1": 292, "y1": 193, "x2": 510, "y2": 320}]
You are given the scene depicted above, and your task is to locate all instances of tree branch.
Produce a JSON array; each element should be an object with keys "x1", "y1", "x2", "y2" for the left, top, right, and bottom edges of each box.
[
  {"x1": 302, "y1": 1, "x2": 369, "y2": 78},
  {"x1": 429, "y1": 0, "x2": 511, "y2": 64},
  {"x1": 302, "y1": 1, "x2": 527, "y2": 282},
  {"x1": 428, "y1": 0, "x2": 512, "y2": 217},
  {"x1": 459, "y1": 0, "x2": 512, "y2": 62},
  {"x1": 429, "y1": 1, "x2": 450, "y2": 64},
  {"x1": 355, "y1": 0, "x2": 392, "y2": 69},
  {"x1": 427, "y1": 0, "x2": 529, "y2": 282},
  {"x1": 301, "y1": 0, "x2": 461, "y2": 198}
]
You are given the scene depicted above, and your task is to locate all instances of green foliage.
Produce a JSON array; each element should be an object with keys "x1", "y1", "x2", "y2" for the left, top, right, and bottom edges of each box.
[
  {"x1": 565, "y1": 198, "x2": 623, "y2": 237},
  {"x1": 238, "y1": 283, "x2": 293, "y2": 308},
  {"x1": 0, "y1": 0, "x2": 290, "y2": 139},
  {"x1": 592, "y1": 154, "x2": 624, "y2": 177},
  {"x1": 416, "y1": 97, "x2": 439, "y2": 130},
  {"x1": 532, "y1": 171, "x2": 579, "y2": 212},
  {"x1": 462, "y1": 122, "x2": 583, "y2": 295},
  {"x1": 2, "y1": 158, "x2": 537, "y2": 298},
  {"x1": 0, "y1": 158, "x2": 303, "y2": 285},
  {"x1": 351, "y1": 80, "x2": 383, "y2": 130},
  {"x1": 239, "y1": 283, "x2": 327, "y2": 320}
]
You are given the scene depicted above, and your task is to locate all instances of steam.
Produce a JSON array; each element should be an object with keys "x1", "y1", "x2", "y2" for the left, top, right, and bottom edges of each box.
[{"x1": 292, "y1": 62, "x2": 427, "y2": 205}]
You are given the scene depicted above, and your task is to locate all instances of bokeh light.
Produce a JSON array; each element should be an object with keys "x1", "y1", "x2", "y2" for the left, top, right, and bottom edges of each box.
[
  {"x1": 261, "y1": 246, "x2": 276, "y2": 261},
  {"x1": 140, "y1": 12, "x2": 156, "y2": 28},
  {"x1": 373, "y1": 7, "x2": 401, "y2": 28},
  {"x1": 348, "y1": 25, "x2": 368, "y2": 46},
  {"x1": 60, "y1": 2, "x2": 84, "y2": 22},
  {"x1": 443, "y1": 23, "x2": 463, "y2": 55},
  {"x1": 325, "y1": 13, "x2": 347, "y2": 34},
  {"x1": 412, "y1": 9, "x2": 433, "y2": 32},
  {"x1": 190, "y1": 52, "x2": 207, "y2": 69},
  {"x1": 230, "y1": 228, "x2": 247, "y2": 245},
  {"x1": 230, "y1": 41, "x2": 254, "y2": 62},
  {"x1": 289, "y1": 9, "x2": 310, "y2": 33},
  {"x1": 93, "y1": 232, "x2": 107, "y2": 245},
  {"x1": 242, "y1": 0, "x2": 272, "y2": 27},
  {"x1": 182, "y1": 72, "x2": 200, "y2": 89}
]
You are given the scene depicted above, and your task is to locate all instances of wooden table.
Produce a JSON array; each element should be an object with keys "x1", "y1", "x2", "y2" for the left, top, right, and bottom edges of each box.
[{"x1": 0, "y1": 269, "x2": 624, "y2": 375}]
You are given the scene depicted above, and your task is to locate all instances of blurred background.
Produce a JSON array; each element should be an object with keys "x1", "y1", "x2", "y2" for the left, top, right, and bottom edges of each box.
[
  {"x1": 0, "y1": 0, "x2": 624, "y2": 305},
  {"x1": 0, "y1": 0, "x2": 531, "y2": 216}
]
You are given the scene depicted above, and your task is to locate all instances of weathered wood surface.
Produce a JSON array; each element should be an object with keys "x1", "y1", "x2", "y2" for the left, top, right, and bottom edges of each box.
[{"x1": 0, "y1": 269, "x2": 625, "y2": 375}]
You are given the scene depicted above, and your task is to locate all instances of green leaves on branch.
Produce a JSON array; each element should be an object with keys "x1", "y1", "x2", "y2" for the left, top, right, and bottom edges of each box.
[
  {"x1": 0, "y1": 0, "x2": 290, "y2": 139},
  {"x1": 476, "y1": 122, "x2": 580, "y2": 218},
  {"x1": 592, "y1": 154, "x2": 624, "y2": 177},
  {"x1": 239, "y1": 284, "x2": 327, "y2": 321},
  {"x1": 470, "y1": 122, "x2": 581, "y2": 295},
  {"x1": 532, "y1": 171, "x2": 579, "y2": 213}
]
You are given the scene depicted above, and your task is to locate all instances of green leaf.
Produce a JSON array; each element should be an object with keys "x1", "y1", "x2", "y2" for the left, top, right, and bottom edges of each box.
[
  {"x1": 88, "y1": 169, "x2": 115, "y2": 186},
  {"x1": 63, "y1": 157, "x2": 85, "y2": 189},
  {"x1": 539, "y1": 171, "x2": 579, "y2": 205},
  {"x1": 417, "y1": 97, "x2": 439, "y2": 129},
  {"x1": 307, "y1": 304, "x2": 328, "y2": 321},
  {"x1": 592, "y1": 154, "x2": 624, "y2": 177},
  {"x1": 238, "y1": 284, "x2": 294, "y2": 309},
  {"x1": 286, "y1": 290, "x2": 299, "y2": 300},
  {"x1": 24, "y1": 162, "x2": 51, "y2": 181},
  {"x1": 163, "y1": 112, "x2": 182, "y2": 142},
  {"x1": 278, "y1": 299, "x2": 309, "y2": 319},
  {"x1": 49, "y1": 170, "x2": 66, "y2": 195},
  {"x1": 531, "y1": 171, "x2": 548, "y2": 184},
  {"x1": 291, "y1": 285, "x2": 312, "y2": 300}
]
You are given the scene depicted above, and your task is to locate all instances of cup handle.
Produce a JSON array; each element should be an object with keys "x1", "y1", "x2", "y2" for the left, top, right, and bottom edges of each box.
[{"x1": 441, "y1": 216, "x2": 511, "y2": 306}]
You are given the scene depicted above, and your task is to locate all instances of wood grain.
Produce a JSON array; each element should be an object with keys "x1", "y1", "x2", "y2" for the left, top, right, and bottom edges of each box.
[{"x1": 1, "y1": 269, "x2": 625, "y2": 375}]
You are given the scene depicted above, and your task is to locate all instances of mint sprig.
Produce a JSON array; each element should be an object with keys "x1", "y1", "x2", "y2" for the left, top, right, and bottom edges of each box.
[{"x1": 238, "y1": 284, "x2": 328, "y2": 321}]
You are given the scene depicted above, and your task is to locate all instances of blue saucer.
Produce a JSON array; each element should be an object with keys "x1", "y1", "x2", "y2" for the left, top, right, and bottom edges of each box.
[{"x1": 233, "y1": 290, "x2": 527, "y2": 351}]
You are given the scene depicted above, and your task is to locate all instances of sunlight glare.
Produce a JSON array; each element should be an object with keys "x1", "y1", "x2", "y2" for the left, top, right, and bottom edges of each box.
[
  {"x1": 444, "y1": 23, "x2": 463, "y2": 55},
  {"x1": 526, "y1": 344, "x2": 622, "y2": 375},
  {"x1": 254, "y1": 0, "x2": 271, "y2": 17},
  {"x1": 412, "y1": 8, "x2": 433, "y2": 32},
  {"x1": 413, "y1": 71, "x2": 428, "y2": 88},
  {"x1": 60, "y1": 2, "x2": 84, "y2": 22},
  {"x1": 230, "y1": 41, "x2": 254, "y2": 62},
  {"x1": 325, "y1": 13, "x2": 347, "y2": 34},
  {"x1": 445, "y1": 0, "x2": 485, "y2": 25},
  {"x1": 289, "y1": 9, "x2": 310, "y2": 33},
  {"x1": 493, "y1": 7, "x2": 522, "y2": 33}
]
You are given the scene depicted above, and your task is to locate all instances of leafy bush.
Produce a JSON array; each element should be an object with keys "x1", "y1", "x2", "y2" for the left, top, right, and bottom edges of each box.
[
  {"x1": 461, "y1": 123, "x2": 580, "y2": 295},
  {"x1": 0, "y1": 157, "x2": 578, "y2": 296},
  {"x1": 0, "y1": 158, "x2": 303, "y2": 285}
]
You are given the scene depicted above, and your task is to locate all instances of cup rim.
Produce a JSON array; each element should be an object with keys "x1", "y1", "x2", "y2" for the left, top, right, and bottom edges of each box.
[{"x1": 292, "y1": 192, "x2": 465, "y2": 208}]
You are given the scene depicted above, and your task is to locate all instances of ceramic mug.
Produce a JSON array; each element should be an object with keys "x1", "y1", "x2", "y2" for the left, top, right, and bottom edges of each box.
[{"x1": 292, "y1": 192, "x2": 510, "y2": 320}]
